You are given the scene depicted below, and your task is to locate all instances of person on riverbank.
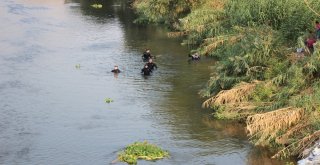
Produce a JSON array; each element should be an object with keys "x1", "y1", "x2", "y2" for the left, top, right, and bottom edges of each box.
[
  {"x1": 142, "y1": 49, "x2": 152, "y2": 62},
  {"x1": 305, "y1": 36, "x2": 317, "y2": 54},
  {"x1": 315, "y1": 21, "x2": 320, "y2": 40},
  {"x1": 111, "y1": 65, "x2": 121, "y2": 73},
  {"x1": 141, "y1": 64, "x2": 152, "y2": 76},
  {"x1": 145, "y1": 58, "x2": 157, "y2": 70}
]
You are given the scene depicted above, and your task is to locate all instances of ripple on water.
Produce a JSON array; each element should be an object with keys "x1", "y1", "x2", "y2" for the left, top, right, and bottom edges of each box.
[{"x1": 7, "y1": 3, "x2": 48, "y2": 15}]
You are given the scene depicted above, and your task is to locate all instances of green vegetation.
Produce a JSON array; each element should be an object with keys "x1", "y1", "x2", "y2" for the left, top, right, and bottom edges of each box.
[
  {"x1": 105, "y1": 98, "x2": 113, "y2": 103},
  {"x1": 132, "y1": 0, "x2": 320, "y2": 160},
  {"x1": 75, "y1": 64, "x2": 81, "y2": 69},
  {"x1": 118, "y1": 141, "x2": 169, "y2": 164},
  {"x1": 91, "y1": 4, "x2": 102, "y2": 9}
]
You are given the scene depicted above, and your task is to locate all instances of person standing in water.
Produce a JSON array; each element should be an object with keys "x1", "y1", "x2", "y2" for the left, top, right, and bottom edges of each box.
[
  {"x1": 111, "y1": 65, "x2": 121, "y2": 73},
  {"x1": 189, "y1": 52, "x2": 200, "y2": 60},
  {"x1": 142, "y1": 49, "x2": 152, "y2": 62},
  {"x1": 145, "y1": 58, "x2": 157, "y2": 70},
  {"x1": 141, "y1": 64, "x2": 152, "y2": 76}
]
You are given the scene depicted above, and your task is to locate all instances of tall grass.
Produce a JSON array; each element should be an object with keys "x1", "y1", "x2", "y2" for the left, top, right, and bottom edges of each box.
[{"x1": 132, "y1": 0, "x2": 320, "y2": 159}]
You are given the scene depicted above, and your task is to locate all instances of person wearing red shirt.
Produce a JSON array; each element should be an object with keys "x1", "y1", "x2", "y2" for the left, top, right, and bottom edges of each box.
[{"x1": 306, "y1": 37, "x2": 316, "y2": 53}]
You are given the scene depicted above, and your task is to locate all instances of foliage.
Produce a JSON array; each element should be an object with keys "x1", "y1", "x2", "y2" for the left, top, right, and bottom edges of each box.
[
  {"x1": 118, "y1": 141, "x2": 169, "y2": 164},
  {"x1": 132, "y1": 0, "x2": 320, "y2": 160},
  {"x1": 132, "y1": 0, "x2": 201, "y2": 25}
]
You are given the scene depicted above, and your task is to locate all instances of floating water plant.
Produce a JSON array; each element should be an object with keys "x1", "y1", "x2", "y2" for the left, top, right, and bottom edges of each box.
[
  {"x1": 118, "y1": 141, "x2": 169, "y2": 164},
  {"x1": 75, "y1": 64, "x2": 81, "y2": 69},
  {"x1": 105, "y1": 98, "x2": 113, "y2": 103},
  {"x1": 91, "y1": 4, "x2": 102, "y2": 8}
]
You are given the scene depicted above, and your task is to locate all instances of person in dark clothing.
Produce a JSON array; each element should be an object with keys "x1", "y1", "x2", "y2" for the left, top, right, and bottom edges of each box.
[
  {"x1": 146, "y1": 58, "x2": 157, "y2": 70},
  {"x1": 142, "y1": 49, "x2": 152, "y2": 62},
  {"x1": 111, "y1": 65, "x2": 121, "y2": 73},
  {"x1": 316, "y1": 21, "x2": 320, "y2": 40},
  {"x1": 189, "y1": 52, "x2": 200, "y2": 60},
  {"x1": 141, "y1": 64, "x2": 152, "y2": 76}
]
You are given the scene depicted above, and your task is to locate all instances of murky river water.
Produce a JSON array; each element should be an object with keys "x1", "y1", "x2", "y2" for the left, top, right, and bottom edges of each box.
[{"x1": 0, "y1": 0, "x2": 290, "y2": 164}]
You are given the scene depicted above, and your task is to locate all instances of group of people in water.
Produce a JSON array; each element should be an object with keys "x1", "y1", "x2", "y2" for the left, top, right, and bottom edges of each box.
[
  {"x1": 141, "y1": 49, "x2": 157, "y2": 75},
  {"x1": 304, "y1": 21, "x2": 320, "y2": 53},
  {"x1": 111, "y1": 47, "x2": 202, "y2": 76},
  {"x1": 111, "y1": 48, "x2": 158, "y2": 76}
]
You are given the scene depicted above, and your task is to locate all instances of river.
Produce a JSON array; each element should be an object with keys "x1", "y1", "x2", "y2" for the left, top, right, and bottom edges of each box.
[{"x1": 0, "y1": 0, "x2": 289, "y2": 164}]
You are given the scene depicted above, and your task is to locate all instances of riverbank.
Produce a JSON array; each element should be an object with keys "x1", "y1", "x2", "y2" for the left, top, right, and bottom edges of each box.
[{"x1": 131, "y1": 0, "x2": 320, "y2": 162}]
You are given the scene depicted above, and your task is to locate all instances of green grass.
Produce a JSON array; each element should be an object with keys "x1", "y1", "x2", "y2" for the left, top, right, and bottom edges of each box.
[{"x1": 118, "y1": 141, "x2": 169, "y2": 164}]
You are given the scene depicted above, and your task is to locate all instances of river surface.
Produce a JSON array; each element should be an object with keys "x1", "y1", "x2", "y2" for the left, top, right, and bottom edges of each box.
[{"x1": 0, "y1": 0, "x2": 289, "y2": 164}]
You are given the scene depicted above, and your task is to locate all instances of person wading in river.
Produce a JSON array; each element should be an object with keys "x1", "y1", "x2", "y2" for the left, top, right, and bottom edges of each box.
[
  {"x1": 145, "y1": 58, "x2": 157, "y2": 70},
  {"x1": 142, "y1": 49, "x2": 152, "y2": 62},
  {"x1": 141, "y1": 64, "x2": 152, "y2": 76},
  {"x1": 111, "y1": 65, "x2": 121, "y2": 73}
]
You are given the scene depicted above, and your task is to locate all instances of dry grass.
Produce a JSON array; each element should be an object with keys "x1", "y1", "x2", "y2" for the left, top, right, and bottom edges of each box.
[
  {"x1": 272, "y1": 112, "x2": 320, "y2": 158},
  {"x1": 203, "y1": 38, "x2": 225, "y2": 54},
  {"x1": 246, "y1": 107, "x2": 305, "y2": 146},
  {"x1": 206, "y1": 0, "x2": 225, "y2": 10},
  {"x1": 215, "y1": 102, "x2": 257, "y2": 119},
  {"x1": 286, "y1": 52, "x2": 306, "y2": 64},
  {"x1": 275, "y1": 122, "x2": 311, "y2": 145},
  {"x1": 272, "y1": 130, "x2": 320, "y2": 159},
  {"x1": 304, "y1": 0, "x2": 320, "y2": 17},
  {"x1": 201, "y1": 34, "x2": 244, "y2": 55},
  {"x1": 202, "y1": 81, "x2": 259, "y2": 108}
]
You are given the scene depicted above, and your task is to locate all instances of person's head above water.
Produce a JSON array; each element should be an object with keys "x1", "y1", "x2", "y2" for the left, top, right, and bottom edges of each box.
[
  {"x1": 114, "y1": 65, "x2": 118, "y2": 69},
  {"x1": 148, "y1": 58, "x2": 153, "y2": 63},
  {"x1": 146, "y1": 49, "x2": 150, "y2": 53},
  {"x1": 144, "y1": 65, "x2": 148, "y2": 68}
]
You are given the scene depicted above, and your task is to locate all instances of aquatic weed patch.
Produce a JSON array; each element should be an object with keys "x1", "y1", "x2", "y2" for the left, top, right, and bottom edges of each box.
[
  {"x1": 75, "y1": 64, "x2": 81, "y2": 69},
  {"x1": 118, "y1": 141, "x2": 169, "y2": 164},
  {"x1": 91, "y1": 4, "x2": 102, "y2": 8},
  {"x1": 105, "y1": 98, "x2": 113, "y2": 103}
]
